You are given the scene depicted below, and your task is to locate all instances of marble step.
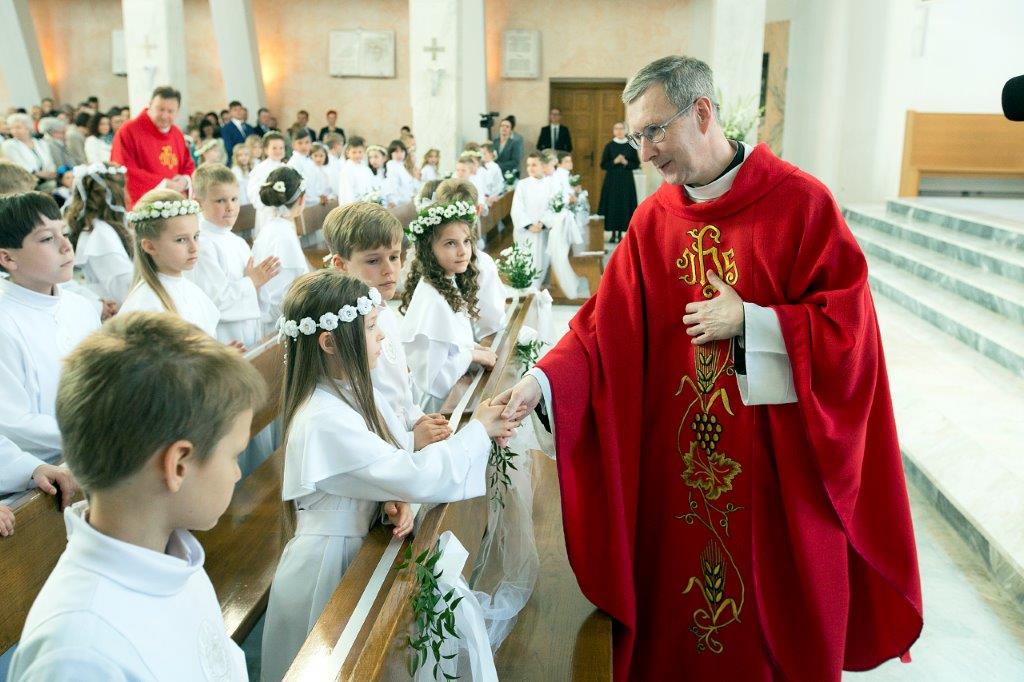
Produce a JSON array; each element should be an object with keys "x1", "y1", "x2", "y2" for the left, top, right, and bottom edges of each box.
[
  {"x1": 850, "y1": 223, "x2": 1024, "y2": 325},
  {"x1": 844, "y1": 205, "x2": 1024, "y2": 282},
  {"x1": 886, "y1": 198, "x2": 1024, "y2": 252},
  {"x1": 874, "y1": 293, "x2": 1024, "y2": 613},
  {"x1": 863, "y1": 257, "x2": 1024, "y2": 378}
]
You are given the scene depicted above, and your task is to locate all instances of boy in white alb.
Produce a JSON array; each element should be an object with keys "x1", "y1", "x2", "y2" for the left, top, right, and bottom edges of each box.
[
  {"x1": 190, "y1": 164, "x2": 280, "y2": 348},
  {"x1": 338, "y1": 137, "x2": 375, "y2": 204},
  {"x1": 9, "y1": 312, "x2": 266, "y2": 681},
  {"x1": 479, "y1": 142, "x2": 505, "y2": 199},
  {"x1": 323, "y1": 133, "x2": 346, "y2": 198},
  {"x1": 324, "y1": 202, "x2": 451, "y2": 449},
  {"x1": 0, "y1": 193, "x2": 100, "y2": 465},
  {"x1": 119, "y1": 189, "x2": 221, "y2": 339},
  {"x1": 287, "y1": 129, "x2": 328, "y2": 205},
  {"x1": 510, "y1": 152, "x2": 555, "y2": 286}
]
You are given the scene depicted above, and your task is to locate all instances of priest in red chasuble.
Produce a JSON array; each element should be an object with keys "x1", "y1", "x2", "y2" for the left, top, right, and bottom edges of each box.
[
  {"x1": 497, "y1": 55, "x2": 922, "y2": 681},
  {"x1": 111, "y1": 85, "x2": 194, "y2": 208}
]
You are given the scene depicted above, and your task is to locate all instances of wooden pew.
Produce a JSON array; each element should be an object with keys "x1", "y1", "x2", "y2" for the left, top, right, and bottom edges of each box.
[
  {"x1": 482, "y1": 190, "x2": 514, "y2": 246},
  {"x1": 297, "y1": 200, "x2": 417, "y2": 271},
  {"x1": 0, "y1": 335, "x2": 287, "y2": 655},
  {"x1": 283, "y1": 296, "x2": 532, "y2": 680},
  {"x1": 232, "y1": 204, "x2": 257, "y2": 243}
]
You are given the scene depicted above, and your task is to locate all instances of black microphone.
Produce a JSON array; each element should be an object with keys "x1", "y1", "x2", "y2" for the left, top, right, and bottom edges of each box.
[{"x1": 1002, "y1": 75, "x2": 1024, "y2": 121}]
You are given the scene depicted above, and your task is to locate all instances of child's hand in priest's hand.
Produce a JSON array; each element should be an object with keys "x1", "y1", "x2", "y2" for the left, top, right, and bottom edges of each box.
[
  {"x1": 682, "y1": 271, "x2": 744, "y2": 345},
  {"x1": 0, "y1": 505, "x2": 14, "y2": 537},
  {"x1": 384, "y1": 502, "x2": 414, "y2": 538},
  {"x1": 472, "y1": 399, "x2": 522, "y2": 440},
  {"x1": 32, "y1": 464, "x2": 78, "y2": 510},
  {"x1": 494, "y1": 375, "x2": 542, "y2": 422},
  {"x1": 472, "y1": 346, "x2": 498, "y2": 369},
  {"x1": 413, "y1": 414, "x2": 452, "y2": 450}
]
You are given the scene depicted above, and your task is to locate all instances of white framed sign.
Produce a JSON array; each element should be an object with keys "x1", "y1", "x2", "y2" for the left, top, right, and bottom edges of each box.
[
  {"x1": 502, "y1": 29, "x2": 540, "y2": 79},
  {"x1": 329, "y1": 30, "x2": 396, "y2": 78}
]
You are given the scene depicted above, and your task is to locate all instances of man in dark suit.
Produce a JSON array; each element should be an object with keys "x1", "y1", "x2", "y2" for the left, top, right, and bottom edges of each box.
[
  {"x1": 536, "y1": 107, "x2": 572, "y2": 152},
  {"x1": 220, "y1": 100, "x2": 255, "y2": 162},
  {"x1": 253, "y1": 107, "x2": 274, "y2": 136}
]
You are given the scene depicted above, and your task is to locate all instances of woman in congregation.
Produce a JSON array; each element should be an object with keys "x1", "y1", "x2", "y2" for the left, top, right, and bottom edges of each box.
[
  {"x1": 84, "y1": 113, "x2": 113, "y2": 165},
  {"x1": 598, "y1": 121, "x2": 640, "y2": 243},
  {"x1": 2, "y1": 113, "x2": 57, "y2": 190}
]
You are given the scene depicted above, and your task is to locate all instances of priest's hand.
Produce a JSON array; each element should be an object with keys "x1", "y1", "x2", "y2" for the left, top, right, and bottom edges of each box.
[
  {"x1": 494, "y1": 375, "x2": 542, "y2": 421},
  {"x1": 472, "y1": 399, "x2": 523, "y2": 440},
  {"x1": 413, "y1": 414, "x2": 451, "y2": 450},
  {"x1": 682, "y1": 271, "x2": 744, "y2": 345},
  {"x1": 32, "y1": 464, "x2": 78, "y2": 510},
  {"x1": 384, "y1": 501, "x2": 414, "y2": 538},
  {"x1": 0, "y1": 505, "x2": 13, "y2": 537}
]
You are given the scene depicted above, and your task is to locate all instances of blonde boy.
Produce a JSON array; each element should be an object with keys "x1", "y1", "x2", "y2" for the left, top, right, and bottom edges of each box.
[
  {"x1": 191, "y1": 163, "x2": 280, "y2": 348},
  {"x1": 323, "y1": 203, "x2": 450, "y2": 449},
  {"x1": 9, "y1": 312, "x2": 265, "y2": 680}
]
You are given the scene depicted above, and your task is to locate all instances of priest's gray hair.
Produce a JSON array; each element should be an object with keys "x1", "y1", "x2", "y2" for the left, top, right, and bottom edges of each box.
[{"x1": 622, "y1": 55, "x2": 719, "y2": 121}]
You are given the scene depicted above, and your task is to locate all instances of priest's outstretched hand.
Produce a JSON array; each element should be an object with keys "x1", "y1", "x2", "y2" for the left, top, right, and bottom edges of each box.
[
  {"x1": 494, "y1": 374, "x2": 542, "y2": 422},
  {"x1": 682, "y1": 270, "x2": 745, "y2": 345},
  {"x1": 472, "y1": 398, "x2": 523, "y2": 440}
]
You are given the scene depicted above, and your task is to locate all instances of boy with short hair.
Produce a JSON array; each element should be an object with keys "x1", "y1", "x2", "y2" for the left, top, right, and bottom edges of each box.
[
  {"x1": 190, "y1": 163, "x2": 280, "y2": 348},
  {"x1": 286, "y1": 128, "x2": 328, "y2": 205},
  {"x1": 9, "y1": 311, "x2": 266, "y2": 680},
  {"x1": 338, "y1": 136, "x2": 374, "y2": 204},
  {"x1": 454, "y1": 153, "x2": 489, "y2": 214},
  {"x1": 479, "y1": 142, "x2": 504, "y2": 199},
  {"x1": 323, "y1": 133, "x2": 346, "y2": 195},
  {"x1": 510, "y1": 152, "x2": 554, "y2": 285},
  {"x1": 322, "y1": 202, "x2": 450, "y2": 450},
  {"x1": 0, "y1": 193, "x2": 94, "y2": 514}
]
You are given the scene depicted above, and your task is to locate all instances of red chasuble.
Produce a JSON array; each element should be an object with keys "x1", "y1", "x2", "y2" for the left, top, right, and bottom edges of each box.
[
  {"x1": 537, "y1": 144, "x2": 922, "y2": 680},
  {"x1": 111, "y1": 112, "x2": 195, "y2": 208}
]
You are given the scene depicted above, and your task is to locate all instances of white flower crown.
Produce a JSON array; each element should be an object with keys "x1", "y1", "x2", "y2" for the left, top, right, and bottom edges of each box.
[
  {"x1": 72, "y1": 163, "x2": 127, "y2": 179},
  {"x1": 276, "y1": 287, "x2": 382, "y2": 342},
  {"x1": 406, "y1": 200, "x2": 476, "y2": 243},
  {"x1": 126, "y1": 198, "x2": 201, "y2": 224}
]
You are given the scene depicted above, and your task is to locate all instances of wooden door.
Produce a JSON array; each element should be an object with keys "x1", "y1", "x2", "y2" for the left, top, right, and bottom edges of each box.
[{"x1": 550, "y1": 81, "x2": 627, "y2": 205}]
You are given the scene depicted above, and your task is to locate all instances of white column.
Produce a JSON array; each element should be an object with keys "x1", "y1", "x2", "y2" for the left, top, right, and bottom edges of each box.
[
  {"x1": 121, "y1": 0, "x2": 189, "y2": 124},
  {"x1": 0, "y1": 0, "x2": 53, "y2": 108},
  {"x1": 409, "y1": 0, "x2": 488, "y2": 171},
  {"x1": 691, "y1": 0, "x2": 767, "y2": 142},
  {"x1": 209, "y1": 0, "x2": 266, "y2": 111}
]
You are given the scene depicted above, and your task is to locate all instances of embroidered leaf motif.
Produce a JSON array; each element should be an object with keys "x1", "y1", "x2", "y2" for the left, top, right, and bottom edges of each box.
[{"x1": 680, "y1": 441, "x2": 741, "y2": 501}]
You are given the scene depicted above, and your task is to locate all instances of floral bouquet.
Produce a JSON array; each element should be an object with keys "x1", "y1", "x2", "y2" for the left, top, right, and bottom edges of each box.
[
  {"x1": 358, "y1": 189, "x2": 385, "y2": 206},
  {"x1": 548, "y1": 193, "x2": 566, "y2": 214},
  {"x1": 503, "y1": 170, "x2": 517, "y2": 190},
  {"x1": 514, "y1": 326, "x2": 545, "y2": 377},
  {"x1": 497, "y1": 242, "x2": 540, "y2": 290},
  {"x1": 568, "y1": 174, "x2": 581, "y2": 187}
]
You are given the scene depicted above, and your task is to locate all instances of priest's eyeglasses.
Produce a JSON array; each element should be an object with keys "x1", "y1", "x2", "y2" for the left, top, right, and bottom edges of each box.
[{"x1": 625, "y1": 98, "x2": 703, "y2": 150}]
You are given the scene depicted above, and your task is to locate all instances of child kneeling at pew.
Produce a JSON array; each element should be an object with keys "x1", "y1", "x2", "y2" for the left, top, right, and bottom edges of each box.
[
  {"x1": 260, "y1": 270, "x2": 519, "y2": 681},
  {"x1": 9, "y1": 312, "x2": 266, "y2": 680}
]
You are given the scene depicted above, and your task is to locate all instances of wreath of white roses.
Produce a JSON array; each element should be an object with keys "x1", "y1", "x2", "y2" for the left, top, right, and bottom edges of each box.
[
  {"x1": 405, "y1": 200, "x2": 476, "y2": 243},
  {"x1": 276, "y1": 287, "x2": 382, "y2": 342},
  {"x1": 126, "y1": 198, "x2": 201, "y2": 224},
  {"x1": 72, "y1": 163, "x2": 127, "y2": 179}
]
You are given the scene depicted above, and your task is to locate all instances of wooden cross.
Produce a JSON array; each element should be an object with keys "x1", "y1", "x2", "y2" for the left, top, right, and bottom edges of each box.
[{"x1": 423, "y1": 37, "x2": 445, "y2": 62}]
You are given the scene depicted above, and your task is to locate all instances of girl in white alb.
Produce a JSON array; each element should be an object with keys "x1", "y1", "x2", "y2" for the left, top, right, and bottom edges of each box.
[
  {"x1": 383, "y1": 140, "x2": 419, "y2": 206},
  {"x1": 64, "y1": 162, "x2": 135, "y2": 304},
  {"x1": 400, "y1": 200, "x2": 499, "y2": 412},
  {"x1": 250, "y1": 166, "x2": 312, "y2": 335},
  {"x1": 260, "y1": 270, "x2": 517, "y2": 681},
  {"x1": 119, "y1": 190, "x2": 221, "y2": 338}
]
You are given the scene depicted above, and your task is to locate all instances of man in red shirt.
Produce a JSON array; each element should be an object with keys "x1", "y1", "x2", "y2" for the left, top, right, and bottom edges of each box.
[{"x1": 111, "y1": 86, "x2": 194, "y2": 207}]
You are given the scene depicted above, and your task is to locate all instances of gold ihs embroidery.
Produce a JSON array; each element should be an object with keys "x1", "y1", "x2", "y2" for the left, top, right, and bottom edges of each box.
[
  {"x1": 676, "y1": 225, "x2": 739, "y2": 298},
  {"x1": 159, "y1": 145, "x2": 178, "y2": 170}
]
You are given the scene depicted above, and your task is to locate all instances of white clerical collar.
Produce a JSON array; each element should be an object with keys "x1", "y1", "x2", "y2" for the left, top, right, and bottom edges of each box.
[
  {"x1": 685, "y1": 141, "x2": 752, "y2": 203},
  {"x1": 613, "y1": 137, "x2": 628, "y2": 144},
  {"x1": 64, "y1": 501, "x2": 203, "y2": 596},
  {"x1": 0, "y1": 277, "x2": 61, "y2": 311}
]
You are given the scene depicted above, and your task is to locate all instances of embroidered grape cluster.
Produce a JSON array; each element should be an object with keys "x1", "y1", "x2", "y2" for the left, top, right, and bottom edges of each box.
[{"x1": 691, "y1": 412, "x2": 722, "y2": 452}]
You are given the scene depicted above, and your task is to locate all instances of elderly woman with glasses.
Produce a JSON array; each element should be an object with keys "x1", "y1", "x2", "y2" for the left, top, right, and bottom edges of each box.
[
  {"x1": 1, "y1": 113, "x2": 57, "y2": 190},
  {"x1": 495, "y1": 54, "x2": 922, "y2": 682},
  {"x1": 597, "y1": 122, "x2": 640, "y2": 243}
]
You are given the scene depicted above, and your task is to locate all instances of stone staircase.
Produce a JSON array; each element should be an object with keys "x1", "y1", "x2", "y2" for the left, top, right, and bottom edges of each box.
[{"x1": 842, "y1": 199, "x2": 1024, "y2": 610}]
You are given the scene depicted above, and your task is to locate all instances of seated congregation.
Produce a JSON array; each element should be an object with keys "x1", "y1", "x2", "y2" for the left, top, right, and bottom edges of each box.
[{"x1": 0, "y1": 90, "x2": 610, "y2": 680}]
